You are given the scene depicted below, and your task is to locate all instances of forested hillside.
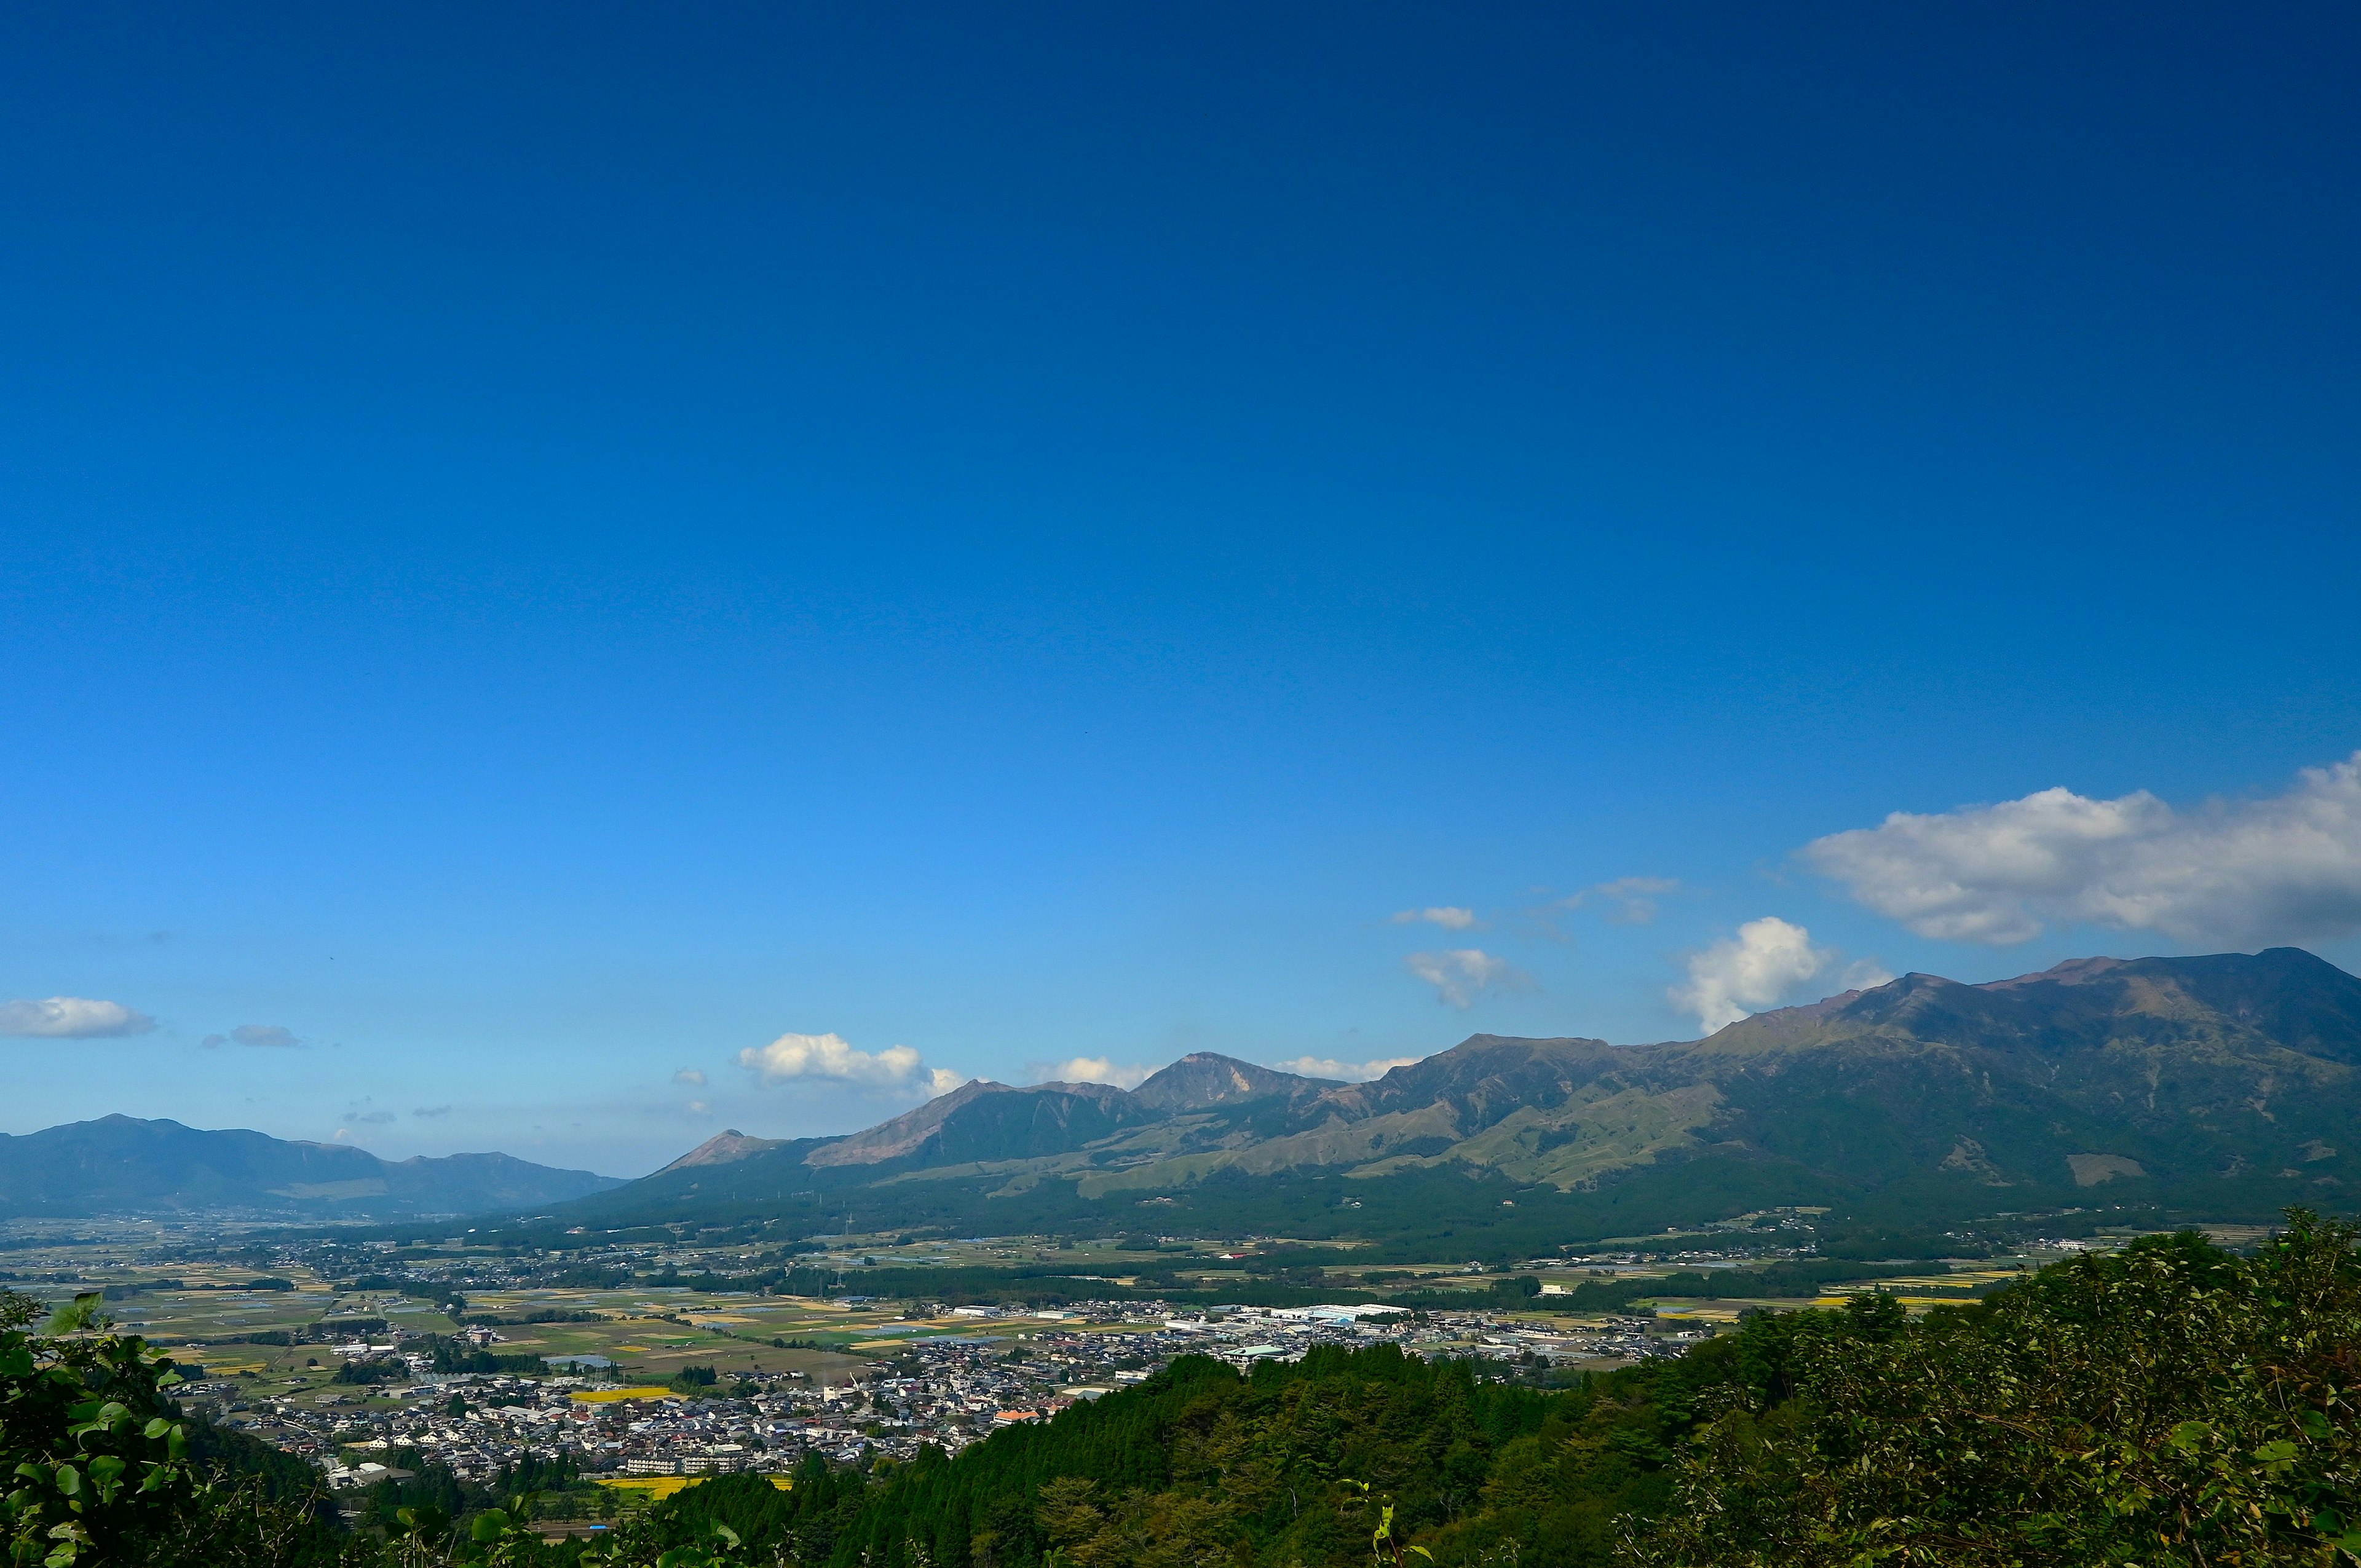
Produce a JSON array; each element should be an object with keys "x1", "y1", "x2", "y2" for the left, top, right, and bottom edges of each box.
[
  {"x1": 637, "y1": 1210, "x2": 2361, "y2": 1567},
  {"x1": 10, "y1": 1211, "x2": 2360, "y2": 1566}
]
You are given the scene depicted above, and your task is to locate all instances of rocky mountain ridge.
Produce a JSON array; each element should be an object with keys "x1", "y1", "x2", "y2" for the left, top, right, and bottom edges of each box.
[{"x1": 579, "y1": 948, "x2": 2361, "y2": 1232}]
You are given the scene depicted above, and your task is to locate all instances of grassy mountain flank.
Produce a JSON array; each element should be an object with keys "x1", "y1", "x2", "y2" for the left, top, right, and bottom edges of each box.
[{"x1": 556, "y1": 949, "x2": 2361, "y2": 1241}]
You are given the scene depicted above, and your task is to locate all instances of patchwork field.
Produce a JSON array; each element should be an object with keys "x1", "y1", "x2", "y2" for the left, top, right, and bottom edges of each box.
[{"x1": 0, "y1": 1216, "x2": 2165, "y2": 1419}]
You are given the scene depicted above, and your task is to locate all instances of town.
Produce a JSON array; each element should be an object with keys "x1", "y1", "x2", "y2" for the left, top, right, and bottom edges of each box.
[
  {"x1": 197, "y1": 1296, "x2": 1685, "y2": 1494},
  {"x1": 0, "y1": 1211, "x2": 2075, "y2": 1535}
]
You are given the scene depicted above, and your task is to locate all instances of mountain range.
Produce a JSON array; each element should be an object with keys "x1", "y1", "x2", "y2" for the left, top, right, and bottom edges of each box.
[
  {"x1": 0, "y1": 1116, "x2": 624, "y2": 1219},
  {"x1": 555, "y1": 947, "x2": 2361, "y2": 1245},
  {"x1": 10, "y1": 948, "x2": 2357, "y2": 1240}
]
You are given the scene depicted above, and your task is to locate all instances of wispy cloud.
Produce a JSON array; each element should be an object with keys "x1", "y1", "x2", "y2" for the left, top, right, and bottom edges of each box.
[
  {"x1": 1029, "y1": 1056, "x2": 1157, "y2": 1090},
  {"x1": 0, "y1": 996, "x2": 156, "y2": 1039},
  {"x1": 1586, "y1": 877, "x2": 1680, "y2": 924},
  {"x1": 1390, "y1": 906, "x2": 1479, "y2": 930},
  {"x1": 1533, "y1": 876, "x2": 1681, "y2": 936},
  {"x1": 737, "y1": 1030, "x2": 965, "y2": 1097},
  {"x1": 671, "y1": 1068, "x2": 706, "y2": 1086},
  {"x1": 204, "y1": 1023, "x2": 301, "y2": 1049},
  {"x1": 347, "y1": 1109, "x2": 395, "y2": 1125},
  {"x1": 1269, "y1": 1054, "x2": 1423, "y2": 1082},
  {"x1": 1403, "y1": 948, "x2": 1529, "y2": 1008},
  {"x1": 412, "y1": 1105, "x2": 453, "y2": 1119},
  {"x1": 1669, "y1": 917, "x2": 1891, "y2": 1034},
  {"x1": 1804, "y1": 752, "x2": 2361, "y2": 946}
]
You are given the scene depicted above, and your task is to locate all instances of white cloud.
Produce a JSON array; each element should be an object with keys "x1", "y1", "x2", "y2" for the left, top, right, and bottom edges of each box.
[
  {"x1": 735, "y1": 1030, "x2": 965, "y2": 1098},
  {"x1": 1270, "y1": 1054, "x2": 1424, "y2": 1082},
  {"x1": 1838, "y1": 958, "x2": 1898, "y2": 992},
  {"x1": 671, "y1": 1068, "x2": 706, "y2": 1086},
  {"x1": 686, "y1": 1100, "x2": 711, "y2": 1116},
  {"x1": 1030, "y1": 1056, "x2": 1156, "y2": 1090},
  {"x1": 1670, "y1": 917, "x2": 1874, "y2": 1034},
  {"x1": 1391, "y1": 906, "x2": 1479, "y2": 930},
  {"x1": 1803, "y1": 752, "x2": 2361, "y2": 946},
  {"x1": 0, "y1": 997, "x2": 156, "y2": 1039},
  {"x1": 1403, "y1": 948, "x2": 1528, "y2": 1008}
]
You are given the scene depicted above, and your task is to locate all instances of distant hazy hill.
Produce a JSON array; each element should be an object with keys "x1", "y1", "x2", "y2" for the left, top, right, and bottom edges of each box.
[
  {"x1": 563, "y1": 951, "x2": 2361, "y2": 1243},
  {"x1": 0, "y1": 1116, "x2": 625, "y2": 1219}
]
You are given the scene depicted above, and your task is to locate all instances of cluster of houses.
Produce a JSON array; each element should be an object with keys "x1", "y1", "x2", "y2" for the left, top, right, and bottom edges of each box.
[{"x1": 199, "y1": 1293, "x2": 1686, "y2": 1495}]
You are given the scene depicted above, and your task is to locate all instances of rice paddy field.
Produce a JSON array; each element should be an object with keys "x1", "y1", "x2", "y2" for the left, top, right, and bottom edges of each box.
[
  {"x1": 0, "y1": 1215, "x2": 2223, "y2": 1408},
  {"x1": 0, "y1": 1223, "x2": 910, "y2": 1412}
]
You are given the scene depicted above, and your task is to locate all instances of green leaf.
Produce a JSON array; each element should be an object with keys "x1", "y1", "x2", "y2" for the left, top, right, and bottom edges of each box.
[
  {"x1": 50, "y1": 1468, "x2": 76, "y2": 1499},
  {"x1": 142, "y1": 1419, "x2": 168, "y2": 1440},
  {"x1": 44, "y1": 1296, "x2": 103, "y2": 1336},
  {"x1": 472, "y1": 1509, "x2": 512, "y2": 1542}
]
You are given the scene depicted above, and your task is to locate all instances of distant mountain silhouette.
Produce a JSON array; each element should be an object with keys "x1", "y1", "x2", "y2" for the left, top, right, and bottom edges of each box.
[
  {"x1": 569, "y1": 948, "x2": 2361, "y2": 1234},
  {"x1": 0, "y1": 1116, "x2": 624, "y2": 1218}
]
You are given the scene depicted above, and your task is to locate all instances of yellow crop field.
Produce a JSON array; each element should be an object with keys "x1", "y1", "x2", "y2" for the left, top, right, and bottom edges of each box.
[
  {"x1": 569, "y1": 1387, "x2": 681, "y2": 1403},
  {"x1": 595, "y1": 1477, "x2": 696, "y2": 1500},
  {"x1": 595, "y1": 1477, "x2": 791, "y2": 1500}
]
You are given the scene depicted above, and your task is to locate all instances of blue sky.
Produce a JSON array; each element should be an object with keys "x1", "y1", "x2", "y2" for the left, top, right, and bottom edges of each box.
[{"x1": 3, "y1": 4, "x2": 2357, "y2": 1176}]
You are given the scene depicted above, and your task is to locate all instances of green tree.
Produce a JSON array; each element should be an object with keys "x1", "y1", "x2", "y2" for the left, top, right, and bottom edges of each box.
[
  {"x1": 1627, "y1": 1213, "x2": 2361, "y2": 1566},
  {"x1": 0, "y1": 1289, "x2": 348, "y2": 1567}
]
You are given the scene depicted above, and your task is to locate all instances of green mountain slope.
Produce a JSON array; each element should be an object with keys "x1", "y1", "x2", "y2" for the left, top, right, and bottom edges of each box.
[{"x1": 560, "y1": 949, "x2": 2361, "y2": 1240}]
